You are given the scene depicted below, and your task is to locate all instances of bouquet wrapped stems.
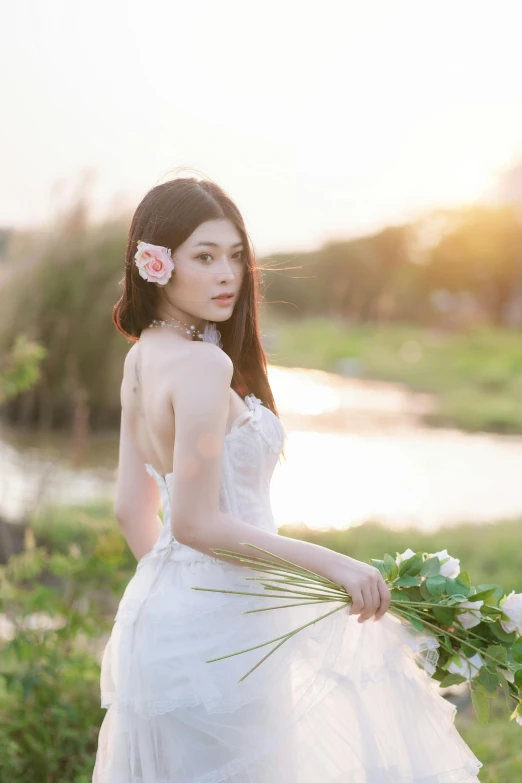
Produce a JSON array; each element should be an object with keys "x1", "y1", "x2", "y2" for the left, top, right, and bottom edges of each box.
[{"x1": 191, "y1": 543, "x2": 522, "y2": 726}]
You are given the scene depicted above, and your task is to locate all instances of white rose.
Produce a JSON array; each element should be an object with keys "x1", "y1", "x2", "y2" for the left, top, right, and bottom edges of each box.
[
  {"x1": 396, "y1": 548, "x2": 415, "y2": 565},
  {"x1": 456, "y1": 600, "x2": 483, "y2": 629},
  {"x1": 500, "y1": 591, "x2": 522, "y2": 635},
  {"x1": 447, "y1": 652, "x2": 483, "y2": 680},
  {"x1": 429, "y1": 549, "x2": 460, "y2": 578},
  {"x1": 516, "y1": 715, "x2": 522, "y2": 727}
]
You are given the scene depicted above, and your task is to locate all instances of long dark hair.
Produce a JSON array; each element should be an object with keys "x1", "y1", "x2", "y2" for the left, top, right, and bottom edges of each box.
[{"x1": 113, "y1": 176, "x2": 283, "y2": 431}]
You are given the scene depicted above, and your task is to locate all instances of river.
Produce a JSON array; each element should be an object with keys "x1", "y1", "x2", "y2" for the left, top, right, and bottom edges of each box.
[{"x1": 2, "y1": 364, "x2": 522, "y2": 532}]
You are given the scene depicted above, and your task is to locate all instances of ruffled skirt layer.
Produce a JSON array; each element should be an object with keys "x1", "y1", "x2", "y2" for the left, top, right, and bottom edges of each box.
[{"x1": 92, "y1": 548, "x2": 482, "y2": 782}]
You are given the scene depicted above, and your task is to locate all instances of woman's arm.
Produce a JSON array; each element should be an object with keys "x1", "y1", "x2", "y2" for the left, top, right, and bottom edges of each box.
[
  {"x1": 168, "y1": 343, "x2": 390, "y2": 622},
  {"x1": 170, "y1": 343, "x2": 341, "y2": 575}
]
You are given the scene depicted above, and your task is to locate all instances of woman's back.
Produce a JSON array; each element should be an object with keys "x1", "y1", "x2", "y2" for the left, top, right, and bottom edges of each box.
[{"x1": 121, "y1": 331, "x2": 240, "y2": 475}]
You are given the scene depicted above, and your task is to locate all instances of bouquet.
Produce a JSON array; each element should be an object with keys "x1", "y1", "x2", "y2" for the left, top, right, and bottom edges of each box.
[{"x1": 191, "y1": 544, "x2": 522, "y2": 726}]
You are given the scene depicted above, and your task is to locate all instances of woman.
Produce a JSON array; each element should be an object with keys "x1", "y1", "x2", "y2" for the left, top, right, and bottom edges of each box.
[{"x1": 93, "y1": 176, "x2": 482, "y2": 781}]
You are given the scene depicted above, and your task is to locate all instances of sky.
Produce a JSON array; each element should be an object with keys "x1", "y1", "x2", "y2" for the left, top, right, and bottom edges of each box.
[{"x1": 2, "y1": 0, "x2": 522, "y2": 256}]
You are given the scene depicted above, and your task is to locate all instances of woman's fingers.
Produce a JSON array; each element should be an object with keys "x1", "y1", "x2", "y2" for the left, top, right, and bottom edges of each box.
[
  {"x1": 374, "y1": 579, "x2": 391, "y2": 621},
  {"x1": 349, "y1": 588, "x2": 364, "y2": 616},
  {"x1": 357, "y1": 583, "x2": 376, "y2": 623},
  {"x1": 347, "y1": 572, "x2": 391, "y2": 623}
]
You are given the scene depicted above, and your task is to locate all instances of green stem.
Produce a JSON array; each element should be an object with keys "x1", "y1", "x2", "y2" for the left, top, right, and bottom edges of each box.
[
  {"x1": 191, "y1": 587, "x2": 328, "y2": 600},
  {"x1": 246, "y1": 575, "x2": 347, "y2": 597},
  {"x1": 240, "y1": 563, "x2": 335, "y2": 586},
  {"x1": 192, "y1": 584, "x2": 348, "y2": 607},
  {"x1": 243, "y1": 598, "x2": 332, "y2": 613},
  {"x1": 235, "y1": 562, "x2": 327, "y2": 584},
  {"x1": 211, "y1": 544, "x2": 340, "y2": 587},
  {"x1": 258, "y1": 582, "x2": 347, "y2": 601},
  {"x1": 237, "y1": 603, "x2": 348, "y2": 682},
  {"x1": 206, "y1": 602, "x2": 346, "y2": 670}
]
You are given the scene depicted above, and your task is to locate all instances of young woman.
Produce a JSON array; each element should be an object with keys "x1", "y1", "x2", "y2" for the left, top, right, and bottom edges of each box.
[{"x1": 92, "y1": 177, "x2": 482, "y2": 781}]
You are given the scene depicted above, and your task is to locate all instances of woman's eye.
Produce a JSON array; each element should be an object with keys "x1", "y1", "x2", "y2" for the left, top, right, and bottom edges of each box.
[{"x1": 197, "y1": 252, "x2": 244, "y2": 263}]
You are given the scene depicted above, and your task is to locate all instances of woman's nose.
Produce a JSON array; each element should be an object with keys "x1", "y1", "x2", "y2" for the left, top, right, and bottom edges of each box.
[{"x1": 217, "y1": 259, "x2": 237, "y2": 278}]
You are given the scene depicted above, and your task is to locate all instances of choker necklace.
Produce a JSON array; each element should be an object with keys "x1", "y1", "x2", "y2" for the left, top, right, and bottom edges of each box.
[
  {"x1": 148, "y1": 316, "x2": 223, "y2": 347},
  {"x1": 149, "y1": 315, "x2": 205, "y2": 340}
]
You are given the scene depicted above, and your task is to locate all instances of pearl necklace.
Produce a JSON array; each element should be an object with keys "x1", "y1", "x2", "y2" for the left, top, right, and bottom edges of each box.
[
  {"x1": 148, "y1": 316, "x2": 223, "y2": 348},
  {"x1": 149, "y1": 316, "x2": 206, "y2": 340}
]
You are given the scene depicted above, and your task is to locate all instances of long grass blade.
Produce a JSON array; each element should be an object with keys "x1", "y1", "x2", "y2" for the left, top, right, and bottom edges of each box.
[
  {"x1": 237, "y1": 603, "x2": 347, "y2": 682},
  {"x1": 210, "y1": 544, "x2": 339, "y2": 587},
  {"x1": 243, "y1": 598, "x2": 332, "y2": 613}
]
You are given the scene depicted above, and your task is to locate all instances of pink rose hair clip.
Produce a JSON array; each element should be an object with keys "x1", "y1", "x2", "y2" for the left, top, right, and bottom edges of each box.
[{"x1": 134, "y1": 240, "x2": 175, "y2": 285}]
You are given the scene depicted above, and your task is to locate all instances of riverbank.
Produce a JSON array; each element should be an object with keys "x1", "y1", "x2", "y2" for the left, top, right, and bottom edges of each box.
[{"x1": 264, "y1": 316, "x2": 522, "y2": 435}]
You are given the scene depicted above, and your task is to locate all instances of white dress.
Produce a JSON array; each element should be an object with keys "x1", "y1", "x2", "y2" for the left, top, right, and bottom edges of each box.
[{"x1": 93, "y1": 393, "x2": 483, "y2": 782}]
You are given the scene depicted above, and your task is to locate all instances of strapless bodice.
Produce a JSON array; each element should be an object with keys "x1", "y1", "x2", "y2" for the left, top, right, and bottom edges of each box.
[{"x1": 140, "y1": 394, "x2": 286, "y2": 566}]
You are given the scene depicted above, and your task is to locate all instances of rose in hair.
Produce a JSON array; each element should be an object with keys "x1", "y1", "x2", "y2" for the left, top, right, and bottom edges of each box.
[{"x1": 134, "y1": 240, "x2": 174, "y2": 285}]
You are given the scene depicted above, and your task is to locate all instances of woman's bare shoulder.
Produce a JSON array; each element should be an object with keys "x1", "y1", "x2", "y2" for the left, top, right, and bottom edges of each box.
[
  {"x1": 167, "y1": 341, "x2": 233, "y2": 397},
  {"x1": 123, "y1": 338, "x2": 233, "y2": 392}
]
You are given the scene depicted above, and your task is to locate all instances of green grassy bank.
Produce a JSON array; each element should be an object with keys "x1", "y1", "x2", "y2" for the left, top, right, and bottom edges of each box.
[{"x1": 264, "y1": 316, "x2": 522, "y2": 435}]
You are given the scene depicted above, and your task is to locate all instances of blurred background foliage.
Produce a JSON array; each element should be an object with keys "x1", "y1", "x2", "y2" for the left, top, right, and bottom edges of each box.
[{"x1": 1, "y1": 194, "x2": 522, "y2": 435}]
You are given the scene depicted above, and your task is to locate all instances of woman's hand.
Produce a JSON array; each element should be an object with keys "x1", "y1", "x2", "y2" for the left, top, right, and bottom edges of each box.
[{"x1": 326, "y1": 555, "x2": 391, "y2": 623}]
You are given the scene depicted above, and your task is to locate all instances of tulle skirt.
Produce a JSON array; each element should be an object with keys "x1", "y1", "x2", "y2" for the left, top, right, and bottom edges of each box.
[{"x1": 92, "y1": 545, "x2": 483, "y2": 782}]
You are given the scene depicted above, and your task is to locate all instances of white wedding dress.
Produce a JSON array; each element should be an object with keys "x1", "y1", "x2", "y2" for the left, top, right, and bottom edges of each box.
[{"x1": 93, "y1": 391, "x2": 483, "y2": 782}]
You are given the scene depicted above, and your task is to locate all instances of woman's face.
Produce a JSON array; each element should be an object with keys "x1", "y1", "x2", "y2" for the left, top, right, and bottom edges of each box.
[{"x1": 156, "y1": 218, "x2": 246, "y2": 327}]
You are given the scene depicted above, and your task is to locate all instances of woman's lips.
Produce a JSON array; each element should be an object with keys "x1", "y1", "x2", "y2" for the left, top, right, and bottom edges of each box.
[{"x1": 213, "y1": 295, "x2": 234, "y2": 306}]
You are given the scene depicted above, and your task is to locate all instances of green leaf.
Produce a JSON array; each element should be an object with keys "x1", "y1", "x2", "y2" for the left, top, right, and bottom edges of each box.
[
  {"x1": 419, "y1": 580, "x2": 432, "y2": 601},
  {"x1": 467, "y1": 586, "x2": 500, "y2": 603},
  {"x1": 486, "y1": 645, "x2": 507, "y2": 664},
  {"x1": 402, "y1": 586, "x2": 423, "y2": 603},
  {"x1": 456, "y1": 571, "x2": 471, "y2": 589},
  {"x1": 489, "y1": 623, "x2": 517, "y2": 644},
  {"x1": 485, "y1": 585, "x2": 505, "y2": 603},
  {"x1": 439, "y1": 673, "x2": 467, "y2": 687},
  {"x1": 405, "y1": 614, "x2": 424, "y2": 632},
  {"x1": 444, "y1": 576, "x2": 468, "y2": 601},
  {"x1": 446, "y1": 593, "x2": 469, "y2": 605},
  {"x1": 513, "y1": 636, "x2": 522, "y2": 664},
  {"x1": 471, "y1": 687, "x2": 490, "y2": 725},
  {"x1": 390, "y1": 588, "x2": 409, "y2": 602},
  {"x1": 515, "y1": 669, "x2": 522, "y2": 688},
  {"x1": 481, "y1": 605, "x2": 503, "y2": 617},
  {"x1": 446, "y1": 652, "x2": 462, "y2": 666},
  {"x1": 371, "y1": 559, "x2": 387, "y2": 578},
  {"x1": 394, "y1": 575, "x2": 420, "y2": 588},
  {"x1": 462, "y1": 642, "x2": 480, "y2": 658},
  {"x1": 445, "y1": 579, "x2": 469, "y2": 599},
  {"x1": 419, "y1": 557, "x2": 441, "y2": 577},
  {"x1": 399, "y1": 553, "x2": 424, "y2": 577},
  {"x1": 426, "y1": 575, "x2": 447, "y2": 596},
  {"x1": 478, "y1": 667, "x2": 498, "y2": 694},
  {"x1": 496, "y1": 670, "x2": 512, "y2": 703},
  {"x1": 432, "y1": 606, "x2": 455, "y2": 626},
  {"x1": 383, "y1": 553, "x2": 399, "y2": 580}
]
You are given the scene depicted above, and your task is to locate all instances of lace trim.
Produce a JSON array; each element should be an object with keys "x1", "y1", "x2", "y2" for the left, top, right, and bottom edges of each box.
[{"x1": 232, "y1": 394, "x2": 284, "y2": 453}]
